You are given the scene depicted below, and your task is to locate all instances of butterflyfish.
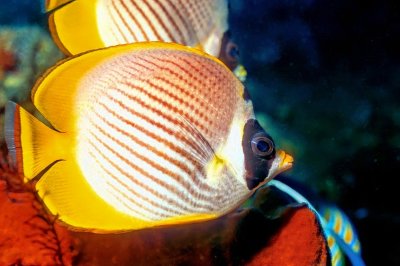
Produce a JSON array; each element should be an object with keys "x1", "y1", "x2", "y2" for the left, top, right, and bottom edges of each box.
[
  {"x1": 45, "y1": 0, "x2": 247, "y2": 80},
  {"x1": 4, "y1": 42, "x2": 292, "y2": 232},
  {"x1": 45, "y1": 0, "x2": 229, "y2": 58}
]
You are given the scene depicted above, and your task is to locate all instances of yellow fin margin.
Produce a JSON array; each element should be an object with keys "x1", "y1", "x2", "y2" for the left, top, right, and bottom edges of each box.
[
  {"x1": 38, "y1": 159, "x2": 218, "y2": 232},
  {"x1": 36, "y1": 160, "x2": 154, "y2": 232},
  {"x1": 48, "y1": 0, "x2": 103, "y2": 55},
  {"x1": 45, "y1": 0, "x2": 75, "y2": 12},
  {"x1": 31, "y1": 42, "x2": 230, "y2": 133}
]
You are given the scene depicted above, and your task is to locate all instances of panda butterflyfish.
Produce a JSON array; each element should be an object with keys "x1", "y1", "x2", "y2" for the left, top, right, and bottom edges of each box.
[
  {"x1": 45, "y1": 0, "x2": 229, "y2": 57},
  {"x1": 4, "y1": 42, "x2": 293, "y2": 232}
]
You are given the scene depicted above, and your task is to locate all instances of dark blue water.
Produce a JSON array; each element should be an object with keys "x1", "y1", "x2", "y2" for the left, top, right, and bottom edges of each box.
[{"x1": 229, "y1": 1, "x2": 400, "y2": 265}]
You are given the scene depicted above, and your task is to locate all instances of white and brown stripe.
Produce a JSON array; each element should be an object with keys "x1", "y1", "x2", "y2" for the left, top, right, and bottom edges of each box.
[
  {"x1": 75, "y1": 49, "x2": 248, "y2": 221},
  {"x1": 96, "y1": 0, "x2": 228, "y2": 56}
]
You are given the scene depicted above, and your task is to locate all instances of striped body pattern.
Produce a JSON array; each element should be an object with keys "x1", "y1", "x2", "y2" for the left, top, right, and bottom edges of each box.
[
  {"x1": 320, "y1": 206, "x2": 364, "y2": 266},
  {"x1": 325, "y1": 230, "x2": 345, "y2": 266},
  {"x1": 75, "y1": 49, "x2": 249, "y2": 221},
  {"x1": 96, "y1": 0, "x2": 228, "y2": 56},
  {"x1": 322, "y1": 207, "x2": 362, "y2": 254}
]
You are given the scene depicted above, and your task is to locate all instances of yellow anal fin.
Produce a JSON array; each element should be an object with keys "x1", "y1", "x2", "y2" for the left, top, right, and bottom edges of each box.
[
  {"x1": 4, "y1": 102, "x2": 66, "y2": 180},
  {"x1": 48, "y1": 0, "x2": 103, "y2": 55},
  {"x1": 36, "y1": 160, "x2": 151, "y2": 232},
  {"x1": 159, "y1": 212, "x2": 218, "y2": 228}
]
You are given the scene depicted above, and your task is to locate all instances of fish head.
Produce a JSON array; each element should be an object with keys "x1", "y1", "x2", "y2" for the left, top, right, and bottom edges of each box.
[
  {"x1": 241, "y1": 118, "x2": 294, "y2": 190},
  {"x1": 205, "y1": 86, "x2": 293, "y2": 192},
  {"x1": 218, "y1": 31, "x2": 240, "y2": 71}
]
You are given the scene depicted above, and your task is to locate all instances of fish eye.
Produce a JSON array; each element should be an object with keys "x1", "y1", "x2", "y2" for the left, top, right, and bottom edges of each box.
[
  {"x1": 226, "y1": 41, "x2": 239, "y2": 60},
  {"x1": 251, "y1": 133, "x2": 275, "y2": 158}
]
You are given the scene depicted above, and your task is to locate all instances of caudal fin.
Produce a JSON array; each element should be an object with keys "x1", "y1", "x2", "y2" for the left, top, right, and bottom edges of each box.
[
  {"x1": 4, "y1": 102, "x2": 144, "y2": 231},
  {"x1": 4, "y1": 101, "x2": 63, "y2": 181}
]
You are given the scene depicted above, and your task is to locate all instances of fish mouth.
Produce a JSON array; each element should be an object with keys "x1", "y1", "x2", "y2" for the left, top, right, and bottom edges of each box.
[
  {"x1": 265, "y1": 150, "x2": 294, "y2": 182},
  {"x1": 277, "y1": 150, "x2": 294, "y2": 171},
  {"x1": 246, "y1": 150, "x2": 293, "y2": 190}
]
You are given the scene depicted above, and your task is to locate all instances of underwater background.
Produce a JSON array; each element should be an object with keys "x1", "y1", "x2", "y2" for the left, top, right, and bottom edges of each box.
[{"x1": 0, "y1": 0, "x2": 399, "y2": 265}]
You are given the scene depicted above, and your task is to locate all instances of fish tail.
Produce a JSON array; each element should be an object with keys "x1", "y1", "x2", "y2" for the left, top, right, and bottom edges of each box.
[
  {"x1": 4, "y1": 101, "x2": 64, "y2": 181},
  {"x1": 4, "y1": 101, "x2": 22, "y2": 174}
]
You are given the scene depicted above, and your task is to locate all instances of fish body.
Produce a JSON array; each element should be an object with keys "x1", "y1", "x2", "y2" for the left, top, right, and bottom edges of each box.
[
  {"x1": 46, "y1": 0, "x2": 228, "y2": 57},
  {"x1": 5, "y1": 42, "x2": 292, "y2": 232}
]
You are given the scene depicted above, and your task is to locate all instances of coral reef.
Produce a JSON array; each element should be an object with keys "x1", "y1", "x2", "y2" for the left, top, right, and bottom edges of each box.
[
  {"x1": 0, "y1": 26, "x2": 63, "y2": 105},
  {"x1": 0, "y1": 46, "x2": 16, "y2": 80},
  {"x1": 0, "y1": 148, "x2": 74, "y2": 266},
  {"x1": 0, "y1": 25, "x2": 64, "y2": 140}
]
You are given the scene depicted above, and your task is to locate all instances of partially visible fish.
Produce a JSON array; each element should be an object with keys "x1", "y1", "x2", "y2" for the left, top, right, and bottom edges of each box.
[
  {"x1": 320, "y1": 205, "x2": 363, "y2": 266},
  {"x1": 268, "y1": 180, "x2": 365, "y2": 266},
  {"x1": 45, "y1": 0, "x2": 247, "y2": 80},
  {"x1": 5, "y1": 42, "x2": 292, "y2": 232},
  {"x1": 45, "y1": 0, "x2": 229, "y2": 57}
]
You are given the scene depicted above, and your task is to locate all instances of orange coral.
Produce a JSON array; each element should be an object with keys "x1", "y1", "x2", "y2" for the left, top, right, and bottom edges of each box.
[
  {"x1": 0, "y1": 158, "x2": 75, "y2": 266},
  {"x1": 247, "y1": 208, "x2": 329, "y2": 266}
]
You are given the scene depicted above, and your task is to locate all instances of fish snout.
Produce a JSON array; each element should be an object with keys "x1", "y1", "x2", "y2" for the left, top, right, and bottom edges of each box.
[
  {"x1": 267, "y1": 150, "x2": 294, "y2": 181},
  {"x1": 246, "y1": 150, "x2": 294, "y2": 190}
]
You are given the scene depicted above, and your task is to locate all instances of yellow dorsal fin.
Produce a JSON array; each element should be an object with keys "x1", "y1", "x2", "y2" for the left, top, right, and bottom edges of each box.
[
  {"x1": 45, "y1": 0, "x2": 75, "y2": 12},
  {"x1": 48, "y1": 0, "x2": 103, "y2": 55},
  {"x1": 31, "y1": 42, "x2": 228, "y2": 133}
]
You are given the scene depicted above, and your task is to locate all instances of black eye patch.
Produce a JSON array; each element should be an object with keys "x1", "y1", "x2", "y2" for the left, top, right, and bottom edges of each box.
[{"x1": 242, "y1": 119, "x2": 276, "y2": 189}]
